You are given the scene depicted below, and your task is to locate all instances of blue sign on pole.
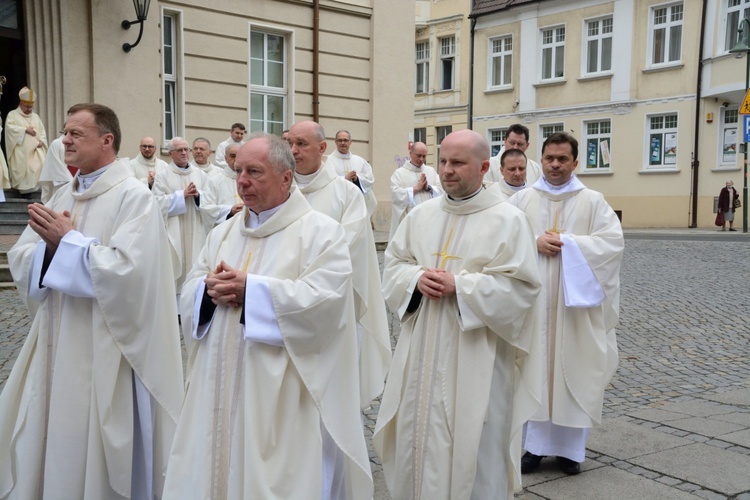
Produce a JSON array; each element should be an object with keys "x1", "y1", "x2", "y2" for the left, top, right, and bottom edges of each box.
[{"x1": 744, "y1": 115, "x2": 750, "y2": 143}]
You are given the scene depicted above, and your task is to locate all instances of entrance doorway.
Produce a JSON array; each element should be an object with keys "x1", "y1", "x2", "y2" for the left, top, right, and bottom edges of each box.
[{"x1": 0, "y1": 0, "x2": 28, "y2": 159}]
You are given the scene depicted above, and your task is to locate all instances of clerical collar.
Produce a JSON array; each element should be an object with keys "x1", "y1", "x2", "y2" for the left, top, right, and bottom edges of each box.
[
  {"x1": 334, "y1": 150, "x2": 351, "y2": 159},
  {"x1": 139, "y1": 154, "x2": 156, "y2": 166},
  {"x1": 244, "y1": 194, "x2": 289, "y2": 229},
  {"x1": 447, "y1": 185, "x2": 484, "y2": 202},
  {"x1": 77, "y1": 163, "x2": 113, "y2": 192},
  {"x1": 176, "y1": 163, "x2": 190, "y2": 170},
  {"x1": 504, "y1": 181, "x2": 526, "y2": 192},
  {"x1": 294, "y1": 169, "x2": 320, "y2": 187},
  {"x1": 534, "y1": 175, "x2": 586, "y2": 195}
]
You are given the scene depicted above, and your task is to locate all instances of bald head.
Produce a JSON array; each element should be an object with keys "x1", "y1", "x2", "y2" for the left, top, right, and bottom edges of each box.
[
  {"x1": 139, "y1": 136, "x2": 157, "y2": 159},
  {"x1": 288, "y1": 120, "x2": 327, "y2": 175},
  {"x1": 410, "y1": 141, "x2": 428, "y2": 167},
  {"x1": 438, "y1": 130, "x2": 490, "y2": 199}
]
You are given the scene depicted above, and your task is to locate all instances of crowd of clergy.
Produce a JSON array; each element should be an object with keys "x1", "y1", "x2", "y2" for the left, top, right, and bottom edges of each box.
[{"x1": 0, "y1": 94, "x2": 623, "y2": 499}]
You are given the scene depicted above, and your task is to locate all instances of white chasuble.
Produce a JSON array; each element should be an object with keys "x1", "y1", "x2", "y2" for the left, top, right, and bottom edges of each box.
[
  {"x1": 4, "y1": 108, "x2": 48, "y2": 193},
  {"x1": 199, "y1": 166, "x2": 239, "y2": 235},
  {"x1": 389, "y1": 162, "x2": 443, "y2": 240},
  {"x1": 153, "y1": 162, "x2": 208, "y2": 292},
  {"x1": 1, "y1": 159, "x2": 184, "y2": 499},
  {"x1": 487, "y1": 148, "x2": 543, "y2": 187},
  {"x1": 507, "y1": 176, "x2": 623, "y2": 427},
  {"x1": 164, "y1": 188, "x2": 373, "y2": 499},
  {"x1": 374, "y1": 187, "x2": 543, "y2": 499},
  {"x1": 296, "y1": 163, "x2": 391, "y2": 408},
  {"x1": 39, "y1": 136, "x2": 73, "y2": 204},
  {"x1": 129, "y1": 154, "x2": 168, "y2": 186},
  {"x1": 325, "y1": 150, "x2": 378, "y2": 217}
]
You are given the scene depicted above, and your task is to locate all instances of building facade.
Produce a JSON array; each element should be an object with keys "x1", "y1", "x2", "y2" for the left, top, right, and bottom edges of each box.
[
  {"x1": 450, "y1": 0, "x2": 747, "y2": 228},
  {"x1": 0, "y1": 0, "x2": 413, "y2": 230}
]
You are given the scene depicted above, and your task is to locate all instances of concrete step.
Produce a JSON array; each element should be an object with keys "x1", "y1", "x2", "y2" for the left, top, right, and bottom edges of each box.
[
  {"x1": 0, "y1": 264, "x2": 10, "y2": 283},
  {"x1": 1, "y1": 189, "x2": 37, "y2": 235}
]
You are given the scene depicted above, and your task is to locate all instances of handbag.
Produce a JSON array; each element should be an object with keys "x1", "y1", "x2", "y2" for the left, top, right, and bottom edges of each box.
[
  {"x1": 716, "y1": 211, "x2": 725, "y2": 226},
  {"x1": 734, "y1": 198, "x2": 741, "y2": 209}
]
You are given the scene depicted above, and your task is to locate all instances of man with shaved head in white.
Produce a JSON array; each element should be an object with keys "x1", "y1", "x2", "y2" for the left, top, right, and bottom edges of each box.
[{"x1": 129, "y1": 136, "x2": 168, "y2": 189}]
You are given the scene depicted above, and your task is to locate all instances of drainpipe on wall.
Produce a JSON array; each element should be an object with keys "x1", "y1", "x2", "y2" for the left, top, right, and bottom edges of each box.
[
  {"x1": 313, "y1": 0, "x2": 320, "y2": 122},
  {"x1": 468, "y1": 16, "x2": 476, "y2": 130},
  {"x1": 689, "y1": 0, "x2": 708, "y2": 228}
]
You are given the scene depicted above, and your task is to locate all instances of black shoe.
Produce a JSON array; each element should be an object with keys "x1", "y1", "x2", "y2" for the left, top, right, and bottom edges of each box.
[
  {"x1": 521, "y1": 452, "x2": 544, "y2": 474},
  {"x1": 729, "y1": 228, "x2": 737, "y2": 232},
  {"x1": 557, "y1": 456, "x2": 581, "y2": 475}
]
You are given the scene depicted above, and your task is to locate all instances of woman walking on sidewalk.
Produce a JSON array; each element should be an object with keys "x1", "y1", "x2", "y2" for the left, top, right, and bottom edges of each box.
[{"x1": 718, "y1": 180, "x2": 740, "y2": 231}]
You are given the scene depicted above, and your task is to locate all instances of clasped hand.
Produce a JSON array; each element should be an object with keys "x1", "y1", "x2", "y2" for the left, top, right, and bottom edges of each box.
[
  {"x1": 28, "y1": 203, "x2": 73, "y2": 252},
  {"x1": 204, "y1": 261, "x2": 247, "y2": 308},
  {"x1": 417, "y1": 268, "x2": 456, "y2": 300},
  {"x1": 537, "y1": 231, "x2": 563, "y2": 257}
]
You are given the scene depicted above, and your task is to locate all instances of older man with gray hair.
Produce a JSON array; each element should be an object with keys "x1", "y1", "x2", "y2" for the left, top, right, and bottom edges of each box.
[
  {"x1": 163, "y1": 132, "x2": 373, "y2": 499},
  {"x1": 153, "y1": 136, "x2": 208, "y2": 298}
]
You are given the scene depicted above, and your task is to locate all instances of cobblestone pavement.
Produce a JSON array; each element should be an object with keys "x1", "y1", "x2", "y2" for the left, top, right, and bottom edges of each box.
[{"x1": 1, "y1": 234, "x2": 749, "y2": 498}]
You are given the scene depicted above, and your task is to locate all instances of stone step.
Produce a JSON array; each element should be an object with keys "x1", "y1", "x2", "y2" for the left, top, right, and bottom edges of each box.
[
  {"x1": 0, "y1": 264, "x2": 10, "y2": 283},
  {"x1": 1, "y1": 189, "x2": 37, "y2": 235},
  {"x1": 0, "y1": 252, "x2": 7, "y2": 265}
]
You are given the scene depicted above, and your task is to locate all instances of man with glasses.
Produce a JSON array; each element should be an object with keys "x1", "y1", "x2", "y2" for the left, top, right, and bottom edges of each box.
[
  {"x1": 324, "y1": 129, "x2": 378, "y2": 217},
  {"x1": 130, "y1": 136, "x2": 168, "y2": 189},
  {"x1": 153, "y1": 137, "x2": 208, "y2": 300}
]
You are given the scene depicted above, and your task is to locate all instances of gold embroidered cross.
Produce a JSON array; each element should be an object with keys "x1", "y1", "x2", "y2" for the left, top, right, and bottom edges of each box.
[
  {"x1": 547, "y1": 210, "x2": 566, "y2": 234},
  {"x1": 432, "y1": 228, "x2": 462, "y2": 269}
]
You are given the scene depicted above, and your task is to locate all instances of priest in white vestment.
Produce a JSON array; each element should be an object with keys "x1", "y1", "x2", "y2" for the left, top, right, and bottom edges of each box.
[
  {"x1": 153, "y1": 137, "x2": 208, "y2": 296},
  {"x1": 39, "y1": 135, "x2": 73, "y2": 203},
  {"x1": 129, "y1": 136, "x2": 168, "y2": 189},
  {"x1": 374, "y1": 130, "x2": 542, "y2": 499},
  {"x1": 288, "y1": 121, "x2": 391, "y2": 408},
  {"x1": 215, "y1": 122, "x2": 246, "y2": 168},
  {"x1": 192, "y1": 137, "x2": 222, "y2": 179},
  {"x1": 324, "y1": 130, "x2": 378, "y2": 217},
  {"x1": 506, "y1": 131, "x2": 623, "y2": 475},
  {"x1": 200, "y1": 144, "x2": 244, "y2": 235},
  {"x1": 389, "y1": 141, "x2": 443, "y2": 240},
  {"x1": 492, "y1": 148, "x2": 530, "y2": 202},
  {"x1": 4, "y1": 87, "x2": 48, "y2": 194},
  {"x1": 486, "y1": 124, "x2": 542, "y2": 187},
  {"x1": 0, "y1": 103, "x2": 184, "y2": 499},
  {"x1": 163, "y1": 133, "x2": 373, "y2": 499}
]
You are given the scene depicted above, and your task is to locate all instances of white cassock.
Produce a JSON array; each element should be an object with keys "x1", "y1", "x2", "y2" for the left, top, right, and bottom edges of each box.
[
  {"x1": 199, "y1": 165, "x2": 240, "y2": 235},
  {"x1": 389, "y1": 161, "x2": 443, "y2": 240},
  {"x1": 374, "y1": 185, "x2": 542, "y2": 499},
  {"x1": 0, "y1": 159, "x2": 184, "y2": 499},
  {"x1": 489, "y1": 179, "x2": 526, "y2": 202},
  {"x1": 215, "y1": 137, "x2": 243, "y2": 169},
  {"x1": 487, "y1": 147, "x2": 543, "y2": 186},
  {"x1": 39, "y1": 135, "x2": 73, "y2": 203},
  {"x1": 507, "y1": 175, "x2": 623, "y2": 462},
  {"x1": 153, "y1": 162, "x2": 208, "y2": 293},
  {"x1": 4, "y1": 107, "x2": 48, "y2": 193},
  {"x1": 325, "y1": 150, "x2": 378, "y2": 217},
  {"x1": 163, "y1": 187, "x2": 373, "y2": 499},
  {"x1": 0, "y1": 121, "x2": 10, "y2": 193},
  {"x1": 295, "y1": 163, "x2": 391, "y2": 408},
  {"x1": 129, "y1": 154, "x2": 168, "y2": 188},
  {"x1": 194, "y1": 161, "x2": 222, "y2": 180}
]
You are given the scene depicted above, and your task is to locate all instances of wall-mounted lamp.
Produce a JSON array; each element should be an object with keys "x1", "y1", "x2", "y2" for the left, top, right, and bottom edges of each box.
[{"x1": 121, "y1": 0, "x2": 151, "y2": 53}]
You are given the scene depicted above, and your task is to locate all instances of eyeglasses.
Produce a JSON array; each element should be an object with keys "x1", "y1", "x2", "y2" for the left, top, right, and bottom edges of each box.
[
  {"x1": 140, "y1": 145, "x2": 156, "y2": 149},
  {"x1": 172, "y1": 148, "x2": 190, "y2": 153},
  {"x1": 335, "y1": 139, "x2": 351, "y2": 143}
]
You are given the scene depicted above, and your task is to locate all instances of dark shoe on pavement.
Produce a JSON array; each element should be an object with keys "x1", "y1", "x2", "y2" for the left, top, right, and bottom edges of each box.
[
  {"x1": 557, "y1": 456, "x2": 581, "y2": 475},
  {"x1": 729, "y1": 228, "x2": 737, "y2": 231},
  {"x1": 521, "y1": 452, "x2": 544, "y2": 474}
]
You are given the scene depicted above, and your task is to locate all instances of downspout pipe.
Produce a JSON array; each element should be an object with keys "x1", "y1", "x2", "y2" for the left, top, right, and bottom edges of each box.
[
  {"x1": 468, "y1": 16, "x2": 477, "y2": 130},
  {"x1": 690, "y1": 0, "x2": 708, "y2": 228},
  {"x1": 313, "y1": 0, "x2": 320, "y2": 122}
]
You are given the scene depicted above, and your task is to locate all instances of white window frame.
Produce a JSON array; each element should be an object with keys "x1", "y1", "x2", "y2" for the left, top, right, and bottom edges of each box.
[
  {"x1": 725, "y1": 0, "x2": 750, "y2": 52},
  {"x1": 416, "y1": 41, "x2": 430, "y2": 94},
  {"x1": 583, "y1": 16, "x2": 613, "y2": 75},
  {"x1": 488, "y1": 35, "x2": 512, "y2": 89},
  {"x1": 540, "y1": 25, "x2": 565, "y2": 81},
  {"x1": 488, "y1": 128, "x2": 508, "y2": 157},
  {"x1": 646, "y1": 113, "x2": 679, "y2": 169},
  {"x1": 539, "y1": 123, "x2": 564, "y2": 159},
  {"x1": 249, "y1": 25, "x2": 292, "y2": 136},
  {"x1": 582, "y1": 120, "x2": 612, "y2": 172},
  {"x1": 436, "y1": 125, "x2": 452, "y2": 162},
  {"x1": 439, "y1": 36, "x2": 455, "y2": 91},
  {"x1": 414, "y1": 127, "x2": 427, "y2": 144},
  {"x1": 719, "y1": 107, "x2": 739, "y2": 168},
  {"x1": 648, "y1": 2, "x2": 683, "y2": 67},
  {"x1": 161, "y1": 9, "x2": 183, "y2": 144}
]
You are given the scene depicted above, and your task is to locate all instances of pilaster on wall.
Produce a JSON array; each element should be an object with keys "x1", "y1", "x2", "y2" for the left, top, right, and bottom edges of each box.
[{"x1": 24, "y1": 0, "x2": 66, "y2": 134}]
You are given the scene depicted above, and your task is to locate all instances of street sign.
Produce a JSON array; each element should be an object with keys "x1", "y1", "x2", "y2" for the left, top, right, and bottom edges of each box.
[
  {"x1": 741, "y1": 88, "x2": 750, "y2": 115},
  {"x1": 744, "y1": 115, "x2": 750, "y2": 142}
]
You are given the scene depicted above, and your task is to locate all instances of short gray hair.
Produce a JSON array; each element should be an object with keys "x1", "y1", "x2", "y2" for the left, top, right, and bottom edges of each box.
[
  {"x1": 246, "y1": 132, "x2": 296, "y2": 174},
  {"x1": 168, "y1": 136, "x2": 187, "y2": 151},
  {"x1": 193, "y1": 137, "x2": 211, "y2": 150}
]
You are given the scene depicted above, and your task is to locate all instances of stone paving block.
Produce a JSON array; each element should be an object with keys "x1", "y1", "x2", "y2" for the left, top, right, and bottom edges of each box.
[
  {"x1": 664, "y1": 416, "x2": 746, "y2": 438},
  {"x1": 627, "y1": 408, "x2": 686, "y2": 423},
  {"x1": 519, "y1": 459, "x2": 603, "y2": 487},
  {"x1": 718, "y1": 429, "x2": 750, "y2": 448},
  {"x1": 656, "y1": 400, "x2": 736, "y2": 418},
  {"x1": 373, "y1": 467, "x2": 391, "y2": 500},
  {"x1": 587, "y1": 418, "x2": 692, "y2": 460},
  {"x1": 630, "y1": 442, "x2": 750, "y2": 496},
  {"x1": 712, "y1": 412, "x2": 750, "y2": 427},
  {"x1": 526, "y1": 465, "x2": 698, "y2": 500},
  {"x1": 700, "y1": 387, "x2": 750, "y2": 406}
]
